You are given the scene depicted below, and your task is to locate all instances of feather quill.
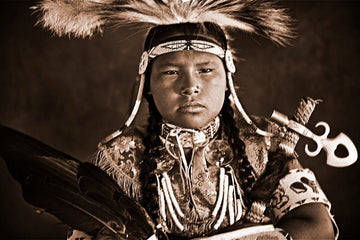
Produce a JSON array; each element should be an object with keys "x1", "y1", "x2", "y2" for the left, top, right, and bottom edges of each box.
[{"x1": 32, "y1": 0, "x2": 294, "y2": 45}]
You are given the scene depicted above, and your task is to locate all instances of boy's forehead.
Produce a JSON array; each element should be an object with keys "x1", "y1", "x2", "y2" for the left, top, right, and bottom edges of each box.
[{"x1": 153, "y1": 50, "x2": 222, "y2": 66}]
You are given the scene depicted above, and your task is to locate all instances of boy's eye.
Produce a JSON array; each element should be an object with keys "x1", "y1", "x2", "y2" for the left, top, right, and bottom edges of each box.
[
  {"x1": 200, "y1": 68, "x2": 213, "y2": 73},
  {"x1": 165, "y1": 70, "x2": 178, "y2": 75}
]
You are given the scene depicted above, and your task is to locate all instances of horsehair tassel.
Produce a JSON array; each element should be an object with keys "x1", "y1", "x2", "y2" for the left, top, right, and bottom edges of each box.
[
  {"x1": 228, "y1": 184, "x2": 235, "y2": 225},
  {"x1": 163, "y1": 172, "x2": 185, "y2": 218},
  {"x1": 156, "y1": 175, "x2": 166, "y2": 221},
  {"x1": 279, "y1": 97, "x2": 321, "y2": 155},
  {"x1": 212, "y1": 167, "x2": 225, "y2": 217},
  {"x1": 214, "y1": 175, "x2": 229, "y2": 230},
  {"x1": 161, "y1": 178, "x2": 184, "y2": 231}
]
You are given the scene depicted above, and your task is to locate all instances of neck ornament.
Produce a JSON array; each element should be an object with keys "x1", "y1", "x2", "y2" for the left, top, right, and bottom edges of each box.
[{"x1": 160, "y1": 116, "x2": 220, "y2": 148}]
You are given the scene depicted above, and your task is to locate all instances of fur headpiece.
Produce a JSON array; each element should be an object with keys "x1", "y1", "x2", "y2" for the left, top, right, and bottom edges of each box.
[{"x1": 33, "y1": 0, "x2": 293, "y2": 46}]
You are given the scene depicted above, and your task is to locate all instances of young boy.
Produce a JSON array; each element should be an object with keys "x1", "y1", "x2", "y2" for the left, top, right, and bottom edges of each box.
[
  {"x1": 18, "y1": 1, "x2": 339, "y2": 239},
  {"x1": 73, "y1": 21, "x2": 335, "y2": 239}
]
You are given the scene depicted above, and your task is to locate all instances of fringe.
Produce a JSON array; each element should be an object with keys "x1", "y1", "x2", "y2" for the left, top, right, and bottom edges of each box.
[{"x1": 94, "y1": 150, "x2": 142, "y2": 201}]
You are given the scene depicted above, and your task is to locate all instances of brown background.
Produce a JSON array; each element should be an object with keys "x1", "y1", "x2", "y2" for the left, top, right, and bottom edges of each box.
[{"x1": 1, "y1": 0, "x2": 359, "y2": 239}]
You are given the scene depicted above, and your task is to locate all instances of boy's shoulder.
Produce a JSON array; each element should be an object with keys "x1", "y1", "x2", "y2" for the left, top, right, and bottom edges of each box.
[
  {"x1": 238, "y1": 116, "x2": 284, "y2": 177},
  {"x1": 100, "y1": 125, "x2": 146, "y2": 153},
  {"x1": 90, "y1": 126, "x2": 147, "y2": 200}
]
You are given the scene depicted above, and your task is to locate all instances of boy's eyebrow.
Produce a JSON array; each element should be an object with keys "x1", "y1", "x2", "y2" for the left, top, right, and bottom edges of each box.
[
  {"x1": 196, "y1": 60, "x2": 217, "y2": 66},
  {"x1": 157, "y1": 59, "x2": 217, "y2": 68},
  {"x1": 156, "y1": 61, "x2": 181, "y2": 67}
]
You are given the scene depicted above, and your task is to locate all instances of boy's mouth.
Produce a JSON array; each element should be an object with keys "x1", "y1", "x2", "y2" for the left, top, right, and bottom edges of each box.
[{"x1": 178, "y1": 102, "x2": 205, "y2": 113}]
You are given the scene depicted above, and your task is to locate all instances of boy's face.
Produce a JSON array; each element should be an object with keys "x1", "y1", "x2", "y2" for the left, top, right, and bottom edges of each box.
[{"x1": 150, "y1": 50, "x2": 227, "y2": 129}]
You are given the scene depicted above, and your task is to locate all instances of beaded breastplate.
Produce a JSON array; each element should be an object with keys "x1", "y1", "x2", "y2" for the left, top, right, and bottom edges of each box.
[{"x1": 154, "y1": 117, "x2": 246, "y2": 237}]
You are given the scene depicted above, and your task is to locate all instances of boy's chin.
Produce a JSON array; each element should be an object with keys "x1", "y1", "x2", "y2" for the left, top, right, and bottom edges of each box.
[{"x1": 168, "y1": 115, "x2": 214, "y2": 129}]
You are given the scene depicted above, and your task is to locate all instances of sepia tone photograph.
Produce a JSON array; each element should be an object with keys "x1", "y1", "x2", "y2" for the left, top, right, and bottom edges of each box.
[{"x1": 0, "y1": 0, "x2": 359, "y2": 239}]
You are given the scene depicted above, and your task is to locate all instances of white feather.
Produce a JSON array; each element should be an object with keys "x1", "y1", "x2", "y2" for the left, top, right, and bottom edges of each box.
[{"x1": 33, "y1": 0, "x2": 293, "y2": 45}]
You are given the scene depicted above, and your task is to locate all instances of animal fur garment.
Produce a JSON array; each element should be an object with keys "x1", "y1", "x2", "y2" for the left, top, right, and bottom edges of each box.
[{"x1": 32, "y1": 0, "x2": 294, "y2": 45}]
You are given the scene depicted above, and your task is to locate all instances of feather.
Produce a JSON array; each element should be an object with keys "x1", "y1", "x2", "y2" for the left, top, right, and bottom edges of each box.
[
  {"x1": 78, "y1": 163, "x2": 155, "y2": 239},
  {"x1": 31, "y1": 0, "x2": 106, "y2": 38},
  {"x1": 0, "y1": 126, "x2": 154, "y2": 239},
  {"x1": 32, "y1": 0, "x2": 294, "y2": 45}
]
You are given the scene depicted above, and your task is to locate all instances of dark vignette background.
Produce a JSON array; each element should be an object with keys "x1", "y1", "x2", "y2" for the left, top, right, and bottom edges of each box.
[{"x1": 0, "y1": 0, "x2": 359, "y2": 239}]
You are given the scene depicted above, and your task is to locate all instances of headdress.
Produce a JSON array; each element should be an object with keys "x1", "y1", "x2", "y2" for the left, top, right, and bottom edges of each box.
[{"x1": 32, "y1": 0, "x2": 294, "y2": 146}]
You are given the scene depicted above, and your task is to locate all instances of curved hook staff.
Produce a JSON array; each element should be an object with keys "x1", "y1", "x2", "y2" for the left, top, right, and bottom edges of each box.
[{"x1": 270, "y1": 110, "x2": 358, "y2": 167}]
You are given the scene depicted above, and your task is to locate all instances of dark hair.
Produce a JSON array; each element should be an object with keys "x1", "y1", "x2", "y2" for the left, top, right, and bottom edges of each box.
[
  {"x1": 219, "y1": 94, "x2": 256, "y2": 199},
  {"x1": 139, "y1": 60, "x2": 162, "y2": 220}
]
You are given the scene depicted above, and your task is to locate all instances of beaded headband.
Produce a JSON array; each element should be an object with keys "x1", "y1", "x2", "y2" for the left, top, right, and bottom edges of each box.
[
  {"x1": 138, "y1": 39, "x2": 235, "y2": 75},
  {"x1": 149, "y1": 40, "x2": 225, "y2": 59}
]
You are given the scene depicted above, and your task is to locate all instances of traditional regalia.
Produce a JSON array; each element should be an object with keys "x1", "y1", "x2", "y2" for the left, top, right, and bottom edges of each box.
[{"x1": 2, "y1": 0, "x2": 356, "y2": 239}]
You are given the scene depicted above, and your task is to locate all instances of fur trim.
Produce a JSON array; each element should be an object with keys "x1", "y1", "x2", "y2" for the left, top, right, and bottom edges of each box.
[{"x1": 32, "y1": 0, "x2": 294, "y2": 45}]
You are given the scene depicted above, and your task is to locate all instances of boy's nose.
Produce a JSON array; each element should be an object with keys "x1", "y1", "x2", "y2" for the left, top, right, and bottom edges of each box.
[
  {"x1": 180, "y1": 71, "x2": 200, "y2": 96},
  {"x1": 181, "y1": 86, "x2": 200, "y2": 96}
]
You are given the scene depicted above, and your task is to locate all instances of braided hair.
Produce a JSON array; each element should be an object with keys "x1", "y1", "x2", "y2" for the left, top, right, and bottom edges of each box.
[
  {"x1": 221, "y1": 93, "x2": 293, "y2": 204},
  {"x1": 139, "y1": 65, "x2": 163, "y2": 221},
  {"x1": 219, "y1": 94, "x2": 256, "y2": 201}
]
